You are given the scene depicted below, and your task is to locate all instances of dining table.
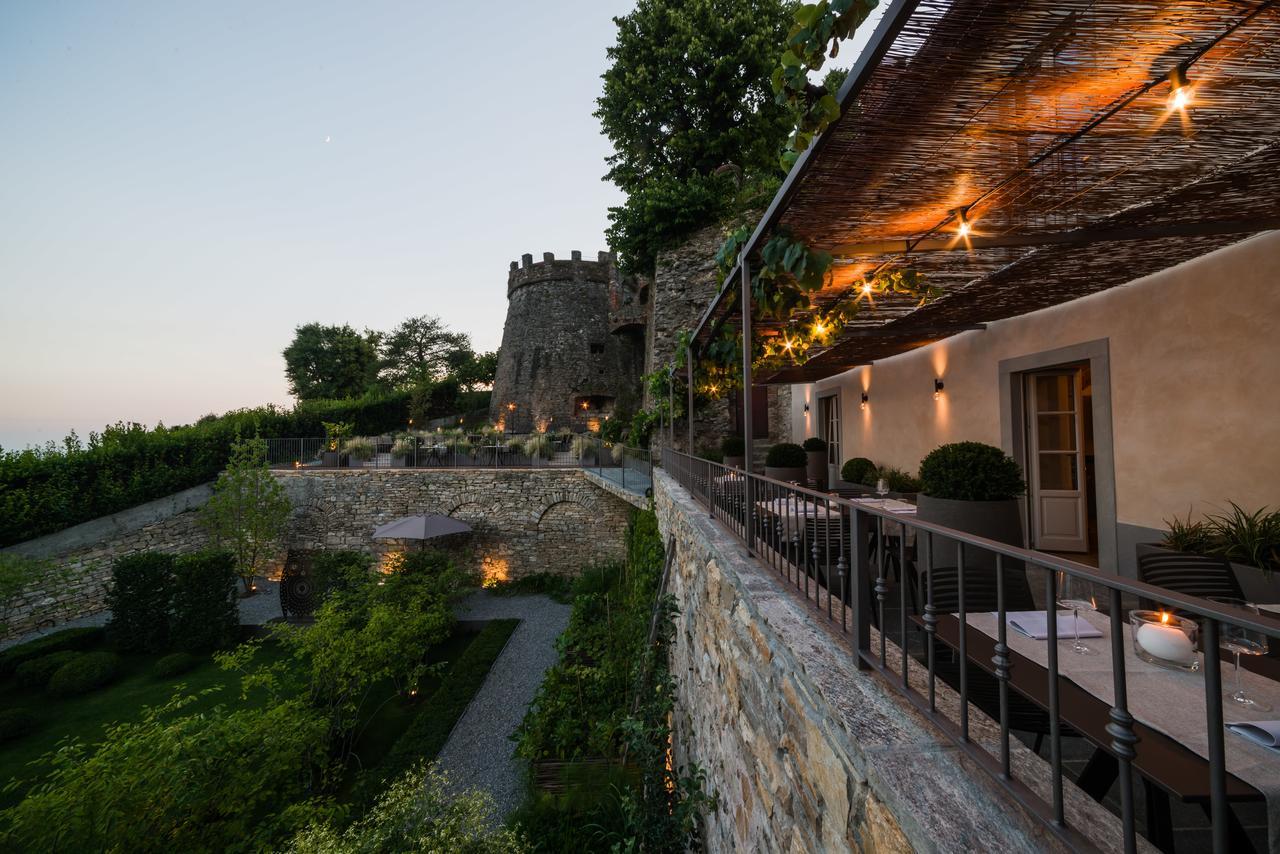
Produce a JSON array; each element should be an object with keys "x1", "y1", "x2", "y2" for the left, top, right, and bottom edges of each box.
[{"x1": 919, "y1": 607, "x2": 1280, "y2": 852}]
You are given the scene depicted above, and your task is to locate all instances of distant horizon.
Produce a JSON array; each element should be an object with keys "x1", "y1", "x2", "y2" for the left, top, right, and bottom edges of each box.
[{"x1": 0, "y1": 1, "x2": 631, "y2": 450}]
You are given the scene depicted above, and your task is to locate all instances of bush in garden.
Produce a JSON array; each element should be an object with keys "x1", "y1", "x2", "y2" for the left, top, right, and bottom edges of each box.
[
  {"x1": 720, "y1": 436, "x2": 745, "y2": 457},
  {"x1": 14, "y1": 650, "x2": 82, "y2": 689},
  {"x1": 801, "y1": 437, "x2": 827, "y2": 452},
  {"x1": 0, "y1": 627, "x2": 103, "y2": 676},
  {"x1": 0, "y1": 709, "x2": 38, "y2": 743},
  {"x1": 106, "y1": 552, "x2": 175, "y2": 652},
  {"x1": 841, "y1": 457, "x2": 877, "y2": 485},
  {"x1": 47, "y1": 651, "x2": 120, "y2": 697},
  {"x1": 918, "y1": 441, "x2": 1025, "y2": 501},
  {"x1": 287, "y1": 762, "x2": 526, "y2": 853},
  {"x1": 0, "y1": 694, "x2": 336, "y2": 853},
  {"x1": 309, "y1": 551, "x2": 373, "y2": 602},
  {"x1": 169, "y1": 551, "x2": 239, "y2": 652},
  {"x1": 764, "y1": 442, "x2": 806, "y2": 468},
  {"x1": 152, "y1": 651, "x2": 199, "y2": 679}
]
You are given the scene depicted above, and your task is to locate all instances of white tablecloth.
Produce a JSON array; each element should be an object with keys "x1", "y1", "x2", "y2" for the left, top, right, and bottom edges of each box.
[
  {"x1": 755, "y1": 497, "x2": 838, "y2": 537},
  {"x1": 966, "y1": 609, "x2": 1280, "y2": 852}
]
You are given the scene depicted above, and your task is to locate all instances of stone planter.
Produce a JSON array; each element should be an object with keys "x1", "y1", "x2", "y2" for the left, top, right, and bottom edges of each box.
[
  {"x1": 916, "y1": 494, "x2": 1024, "y2": 571},
  {"x1": 806, "y1": 451, "x2": 827, "y2": 491},
  {"x1": 1135, "y1": 542, "x2": 1280, "y2": 603},
  {"x1": 764, "y1": 465, "x2": 807, "y2": 484},
  {"x1": 724, "y1": 455, "x2": 746, "y2": 469},
  {"x1": 321, "y1": 450, "x2": 341, "y2": 468}
]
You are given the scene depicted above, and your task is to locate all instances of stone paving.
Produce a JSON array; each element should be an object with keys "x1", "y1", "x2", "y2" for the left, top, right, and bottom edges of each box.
[{"x1": 434, "y1": 590, "x2": 571, "y2": 821}]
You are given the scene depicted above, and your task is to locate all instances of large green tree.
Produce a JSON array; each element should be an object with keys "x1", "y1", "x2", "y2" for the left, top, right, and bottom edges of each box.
[
  {"x1": 379, "y1": 315, "x2": 471, "y2": 389},
  {"x1": 283, "y1": 323, "x2": 381, "y2": 400},
  {"x1": 597, "y1": 0, "x2": 796, "y2": 272},
  {"x1": 200, "y1": 436, "x2": 292, "y2": 592}
]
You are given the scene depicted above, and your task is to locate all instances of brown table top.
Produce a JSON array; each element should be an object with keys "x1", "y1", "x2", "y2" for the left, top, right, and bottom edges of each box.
[{"x1": 921, "y1": 613, "x2": 1263, "y2": 803}]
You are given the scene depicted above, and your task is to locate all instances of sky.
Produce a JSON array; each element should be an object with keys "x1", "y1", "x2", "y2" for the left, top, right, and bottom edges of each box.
[{"x1": 0, "y1": 1, "x2": 633, "y2": 449}]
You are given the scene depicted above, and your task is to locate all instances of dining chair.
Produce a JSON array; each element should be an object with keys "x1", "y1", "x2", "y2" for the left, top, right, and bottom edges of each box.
[{"x1": 1136, "y1": 550, "x2": 1245, "y2": 609}]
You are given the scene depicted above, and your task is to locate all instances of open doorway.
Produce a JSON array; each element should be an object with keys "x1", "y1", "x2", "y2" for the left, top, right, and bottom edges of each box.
[{"x1": 1022, "y1": 363, "x2": 1099, "y2": 564}]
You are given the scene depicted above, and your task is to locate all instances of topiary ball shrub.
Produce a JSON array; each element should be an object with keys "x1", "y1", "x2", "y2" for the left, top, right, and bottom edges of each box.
[
  {"x1": 697, "y1": 446, "x2": 724, "y2": 463},
  {"x1": 0, "y1": 709, "x2": 39, "y2": 743},
  {"x1": 169, "y1": 551, "x2": 239, "y2": 653},
  {"x1": 14, "y1": 650, "x2": 82, "y2": 689},
  {"x1": 106, "y1": 552, "x2": 176, "y2": 653},
  {"x1": 765, "y1": 443, "x2": 807, "y2": 469},
  {"x1": 841, "y1": 457, "x2": 877, "y2": 485},
  {"x1": 919, "y1": 441, "x2": 1026, "y2": 501},
  {"x1": 721, "y1": 436, "x2": 745, "y2": 457},
  {"x1": 153, "y1": 652, "x2": 199, "y2": 679},
  {"x1": 47, "y1": 651, "x2": 121, "y2": 698},
  {"x1": 0, "y1": 627, "x2": 104, "y2": 676},
  {"x1": 802, "y1": 437, "x2": 827, "y2": 452}
]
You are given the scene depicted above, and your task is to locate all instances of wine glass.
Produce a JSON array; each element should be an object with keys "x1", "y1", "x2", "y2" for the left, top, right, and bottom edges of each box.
[
  {"x1": 1056, "y1": 572, "x2": 1098, "y2": 655},
  {"x1": 875, "y1": 476, "x2": 890, "y2": 500},
  {"x1": 1208, "y1": 599, "x2": 1271, "y2": 713}
]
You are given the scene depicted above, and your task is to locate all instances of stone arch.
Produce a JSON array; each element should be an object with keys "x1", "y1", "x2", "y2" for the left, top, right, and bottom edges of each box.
[{"x1": 536, "y1": 499, "x2": 596, "y2": 533}]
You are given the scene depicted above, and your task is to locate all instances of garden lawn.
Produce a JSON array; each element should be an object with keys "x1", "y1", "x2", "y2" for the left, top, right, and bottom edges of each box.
[{"x1": 0, "y1": 626, "x2": 487, "y2": 810}]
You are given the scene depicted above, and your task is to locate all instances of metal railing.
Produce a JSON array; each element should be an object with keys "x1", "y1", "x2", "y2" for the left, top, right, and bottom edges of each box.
[
  {"x1": 264, "y1": 436, "x2": 652, "y2": 490},
  {"x1": 661, "y1": 448, "x2": 1280, "y2": 854}
]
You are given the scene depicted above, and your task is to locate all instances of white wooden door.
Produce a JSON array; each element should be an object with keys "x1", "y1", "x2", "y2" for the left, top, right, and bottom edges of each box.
[
  {"x1": 1027, "y1": 370, "x2": 1088, "y2": 552},
  {"x1": 820, "y1": 395, "x2": 841, "y2": 484}
]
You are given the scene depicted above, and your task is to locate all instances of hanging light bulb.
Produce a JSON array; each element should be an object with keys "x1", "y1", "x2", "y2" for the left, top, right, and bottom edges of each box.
[
  {"x1": 1167, "y1": 66, "x2": 1193, "y2": 112},
  {"x1": 860, "y1": 279, "x2": 873, "y2": 297},
  {"x1": 956, "y1": 209, "x2": 972, "y2": 238}
]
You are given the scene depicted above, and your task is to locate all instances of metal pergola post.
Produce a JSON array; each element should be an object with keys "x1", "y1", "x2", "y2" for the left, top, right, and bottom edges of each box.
[
  {"x1": 741, "y1": 256, "x2": 754, "y2": 556},
  {"x1": 686, "y1": 350, "x2": 695, "y2": 453},
  {"x1": 668, "y1": 369, "x2": 675, "y2": 449}
]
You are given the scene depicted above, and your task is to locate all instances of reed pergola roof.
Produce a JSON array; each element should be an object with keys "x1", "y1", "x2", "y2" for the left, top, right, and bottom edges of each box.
[{"x1": 694, "y1": 0, "x2": 1280, "y2": 384}]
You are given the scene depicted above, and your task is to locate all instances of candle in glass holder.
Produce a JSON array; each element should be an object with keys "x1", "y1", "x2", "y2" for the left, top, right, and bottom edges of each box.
[{"x1": 1131, "y1": 610, "x2": 1198, "y2": 669}]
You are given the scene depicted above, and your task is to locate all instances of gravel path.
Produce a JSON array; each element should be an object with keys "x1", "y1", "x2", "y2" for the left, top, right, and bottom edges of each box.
[
  {"x1": 2, "y1": 579, "x2": 284, "y2": 651},
  {"x1": 435, "y1": 590, "x2": 571, "y2": 820}
]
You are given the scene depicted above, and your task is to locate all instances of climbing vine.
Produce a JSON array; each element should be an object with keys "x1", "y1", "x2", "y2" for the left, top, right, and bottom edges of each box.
[{"x1": 773, "y1": 0, "x2": 880, "y2": 170}]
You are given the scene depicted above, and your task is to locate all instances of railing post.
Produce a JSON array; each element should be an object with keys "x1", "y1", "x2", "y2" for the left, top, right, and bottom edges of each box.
[
  {"x1": 1201, "y1": 618, "x2": 1228, "y2": 854},
  {"x1": 851, "y1": 507, "x2": 872, "y2": 668},
  {"x1": 740, "y1": 256, "x2": 754, "y2": 557},
  {"x1": 686, "y1": 350, "x2": 695, "y2": 454},
  {"x1": 1106, "y1": 587, "x2": 1139, "y2": 853}
]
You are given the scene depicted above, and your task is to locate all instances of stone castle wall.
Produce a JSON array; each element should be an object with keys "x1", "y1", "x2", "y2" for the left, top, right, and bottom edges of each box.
[
  {"x1": 2, "y1": 469, "x2": 634, "y2": 640},
  {"x1": 489, "y1": 251, "x2": 643, "y2": 431}
]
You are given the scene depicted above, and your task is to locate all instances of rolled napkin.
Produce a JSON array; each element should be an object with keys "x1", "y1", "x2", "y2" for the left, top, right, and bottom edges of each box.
[
  {"x1": 1005, "y1": 610, "x2": 1103, "y2": 640},
  {"x1": 1227, "y1": 721, "x2": 1280, "y2": 753}
]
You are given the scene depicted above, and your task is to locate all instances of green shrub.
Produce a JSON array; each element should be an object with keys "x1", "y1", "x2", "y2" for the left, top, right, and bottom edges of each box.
[
  {"x1": 720, "y1": 436, "x2": 745, "y2": 457},
  {"x1": 47, "y1": 650, "x2": 120, "y2": 697},
  {"x1": 487, "y1": 574, "x2": 575, "y2": 603},
  {"x1": 14, "y1": 650, "x2": 82, "y2": 689},
  {"x1": 359, "y1": 620, "x2": 519, "y2": 803},
  {"x1": 918, "y1": 441, "x2": 1025, "y2": 501},
  {"x1": 153, "y1": 651, "x2": 199, "y2": 679},
  {"x1": 764, "y1": 442, "x2": 806, "y2": 468},
  {"x1": 697, "y1": 446, "x2": 724, "y2": 463},
  {"x1": 801, "y1": 437, "x2": 827, "y2": 452},
  {"x1": 0, "y1": 708, "x2": 38, "y2": 743},
  {"x1": 841, "y1": 457, "x2": 877, "y2": 485},
  {"x1": 106, "y1": 552, "x2": 175, "y2": 652},
  {"x1": 878, "y1": 466, "x2": 923, "y2": 494},
  {"x1": 170, "y1": 551, "x2": 239, "y2": 652},
  {"x1": 0, "y1": 627, "x2": 103, "y2": 676},
  {"x1": 1163, "y1": 504, "x2": 1280, "y2": 575},
  {"x1": 309, "y1": 550, "x2": 373, "y2": 601}
]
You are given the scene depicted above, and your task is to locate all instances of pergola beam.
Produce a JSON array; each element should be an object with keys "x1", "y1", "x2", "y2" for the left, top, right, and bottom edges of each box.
[{"x1": 831, "y1": 217, "x2": 1280, "y2": 257}]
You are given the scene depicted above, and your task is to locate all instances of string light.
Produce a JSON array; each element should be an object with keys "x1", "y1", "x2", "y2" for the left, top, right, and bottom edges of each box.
[
  {"x1": 860, "y1": 280, "x2": 873, "y2": 297},
  {"x1": 1168, "y1": 66, "x2": 1193, "y2": 112},
  {"x1": 956, "y1": 209, "x2": 972, "y2": 238}
]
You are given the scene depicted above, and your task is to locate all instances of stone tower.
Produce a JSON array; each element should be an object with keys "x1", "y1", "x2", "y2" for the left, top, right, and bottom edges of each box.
[{"x1": 489, "y1": 251, "x2": 644, "y2": 433}]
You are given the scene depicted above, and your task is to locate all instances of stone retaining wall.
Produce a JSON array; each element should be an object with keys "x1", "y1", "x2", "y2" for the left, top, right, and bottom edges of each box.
[
  {"x1": 3, "y1": 469, "x2": 634, "y2": 639},
  {"x1": 654, "y1": 469, "x2": 1096, "y2": 853}
]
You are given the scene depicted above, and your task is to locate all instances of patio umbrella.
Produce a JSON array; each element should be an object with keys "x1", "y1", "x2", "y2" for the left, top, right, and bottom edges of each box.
[{"x1": 372, "y1": 514, "x2": 472, "y2": 543}]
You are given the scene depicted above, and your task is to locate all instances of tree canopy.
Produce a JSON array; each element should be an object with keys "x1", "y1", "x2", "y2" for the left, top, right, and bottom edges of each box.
[
  {"x1": 596, "y1": 0, "x2": 796, "y2": 273},
  {"x1": 379, "y1": 315, "x2": 471, "y2": 389},
  {"x1": 282, "y1": 323, "x2": 381, "y2": 401}
]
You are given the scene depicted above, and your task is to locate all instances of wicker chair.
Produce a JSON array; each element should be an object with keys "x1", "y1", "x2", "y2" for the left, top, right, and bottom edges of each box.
[{"x1": 1136, "y1": 550, "x2": 1245, "y2": 609}]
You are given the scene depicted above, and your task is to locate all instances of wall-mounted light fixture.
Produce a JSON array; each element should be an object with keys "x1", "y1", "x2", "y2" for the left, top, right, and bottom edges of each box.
[
  {"x1": 803, "y1": 402, "x2": 811, "y2": 414},
  {"x1": 934, "y1": 378, "x2": 945, "y2": 400},
  {"x1": 861, "y1": 392, "x2": 869, "y2": 411}
]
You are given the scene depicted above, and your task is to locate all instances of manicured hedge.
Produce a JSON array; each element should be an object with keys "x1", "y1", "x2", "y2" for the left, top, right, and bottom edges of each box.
[
  {"x1": 0, "y1": 709, "x2": 38, "y2": 743},
  {"x1": 358, "y1": 618, "x2": 519, "y2": 803},
  {"x1": 47, "y1": 651, "x2": 121, "y2": 697},
  {"x1": 106, "y1": 553, "x2": 176, "y2": 653},
  {"x1": 14, "y1": 650, "x2": 82, "y2": 689},
  {"x1": 0, "y1": 391, "x2": 411, "y2": 548},
  {"x1": 152, "y1": 652, "x2": 199, "y2": 679},
  {"x1": 169, "y1": 552, "x2": 238, "y2": 653},
  {"x1": 0, "y1": 627, "x2": 104, "y2": 676}
]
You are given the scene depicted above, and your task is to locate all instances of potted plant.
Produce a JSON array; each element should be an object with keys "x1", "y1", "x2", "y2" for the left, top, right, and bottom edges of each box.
[
  {"x1": 321, "y1": 421, "x2": 353, "y2": 467},
  {"x1": 764, "y1": 443, "x2": 808, "y2": 483},
  {"x1": 572, "y1": 433, "x2": 598, "y2": 465},
  {"x1": 802, "y1": 437, "x2": 828, "y2": 490},
  {"x1": 392, "y1": 434, "x2": 417, "y2": 468},
  {"x1": 877, "y1": 465, "x2": 922, "y2": 497},
  {"x1": 1139, "y1": 504, "x2": 1280, "y2": 601},
  {"x1": 839, "y1": 457, "x2": 877, "y2": 492},
  {"x1": 344, "y1": 436, "x2": 375, "y2": 467},
  {"x1": 722, "y1": 436, "x2": 746, "y2": 469},
  {"x1": 525, "y1": 433, "x2": 554, "y2": 464},
  {"x1": 917, "y1": 441, "x2": 1025, "y2": 569}
]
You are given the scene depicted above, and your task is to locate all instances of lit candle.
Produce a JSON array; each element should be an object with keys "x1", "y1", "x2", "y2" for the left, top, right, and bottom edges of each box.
[{"x1": 1136, "y1": 612, "x2": 1195, "y2": 664}]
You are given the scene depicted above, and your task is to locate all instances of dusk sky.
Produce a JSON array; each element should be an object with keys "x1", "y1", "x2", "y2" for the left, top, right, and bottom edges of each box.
[{"x1": 0, "y1": 1, "x2": 632, "y2": 449}]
